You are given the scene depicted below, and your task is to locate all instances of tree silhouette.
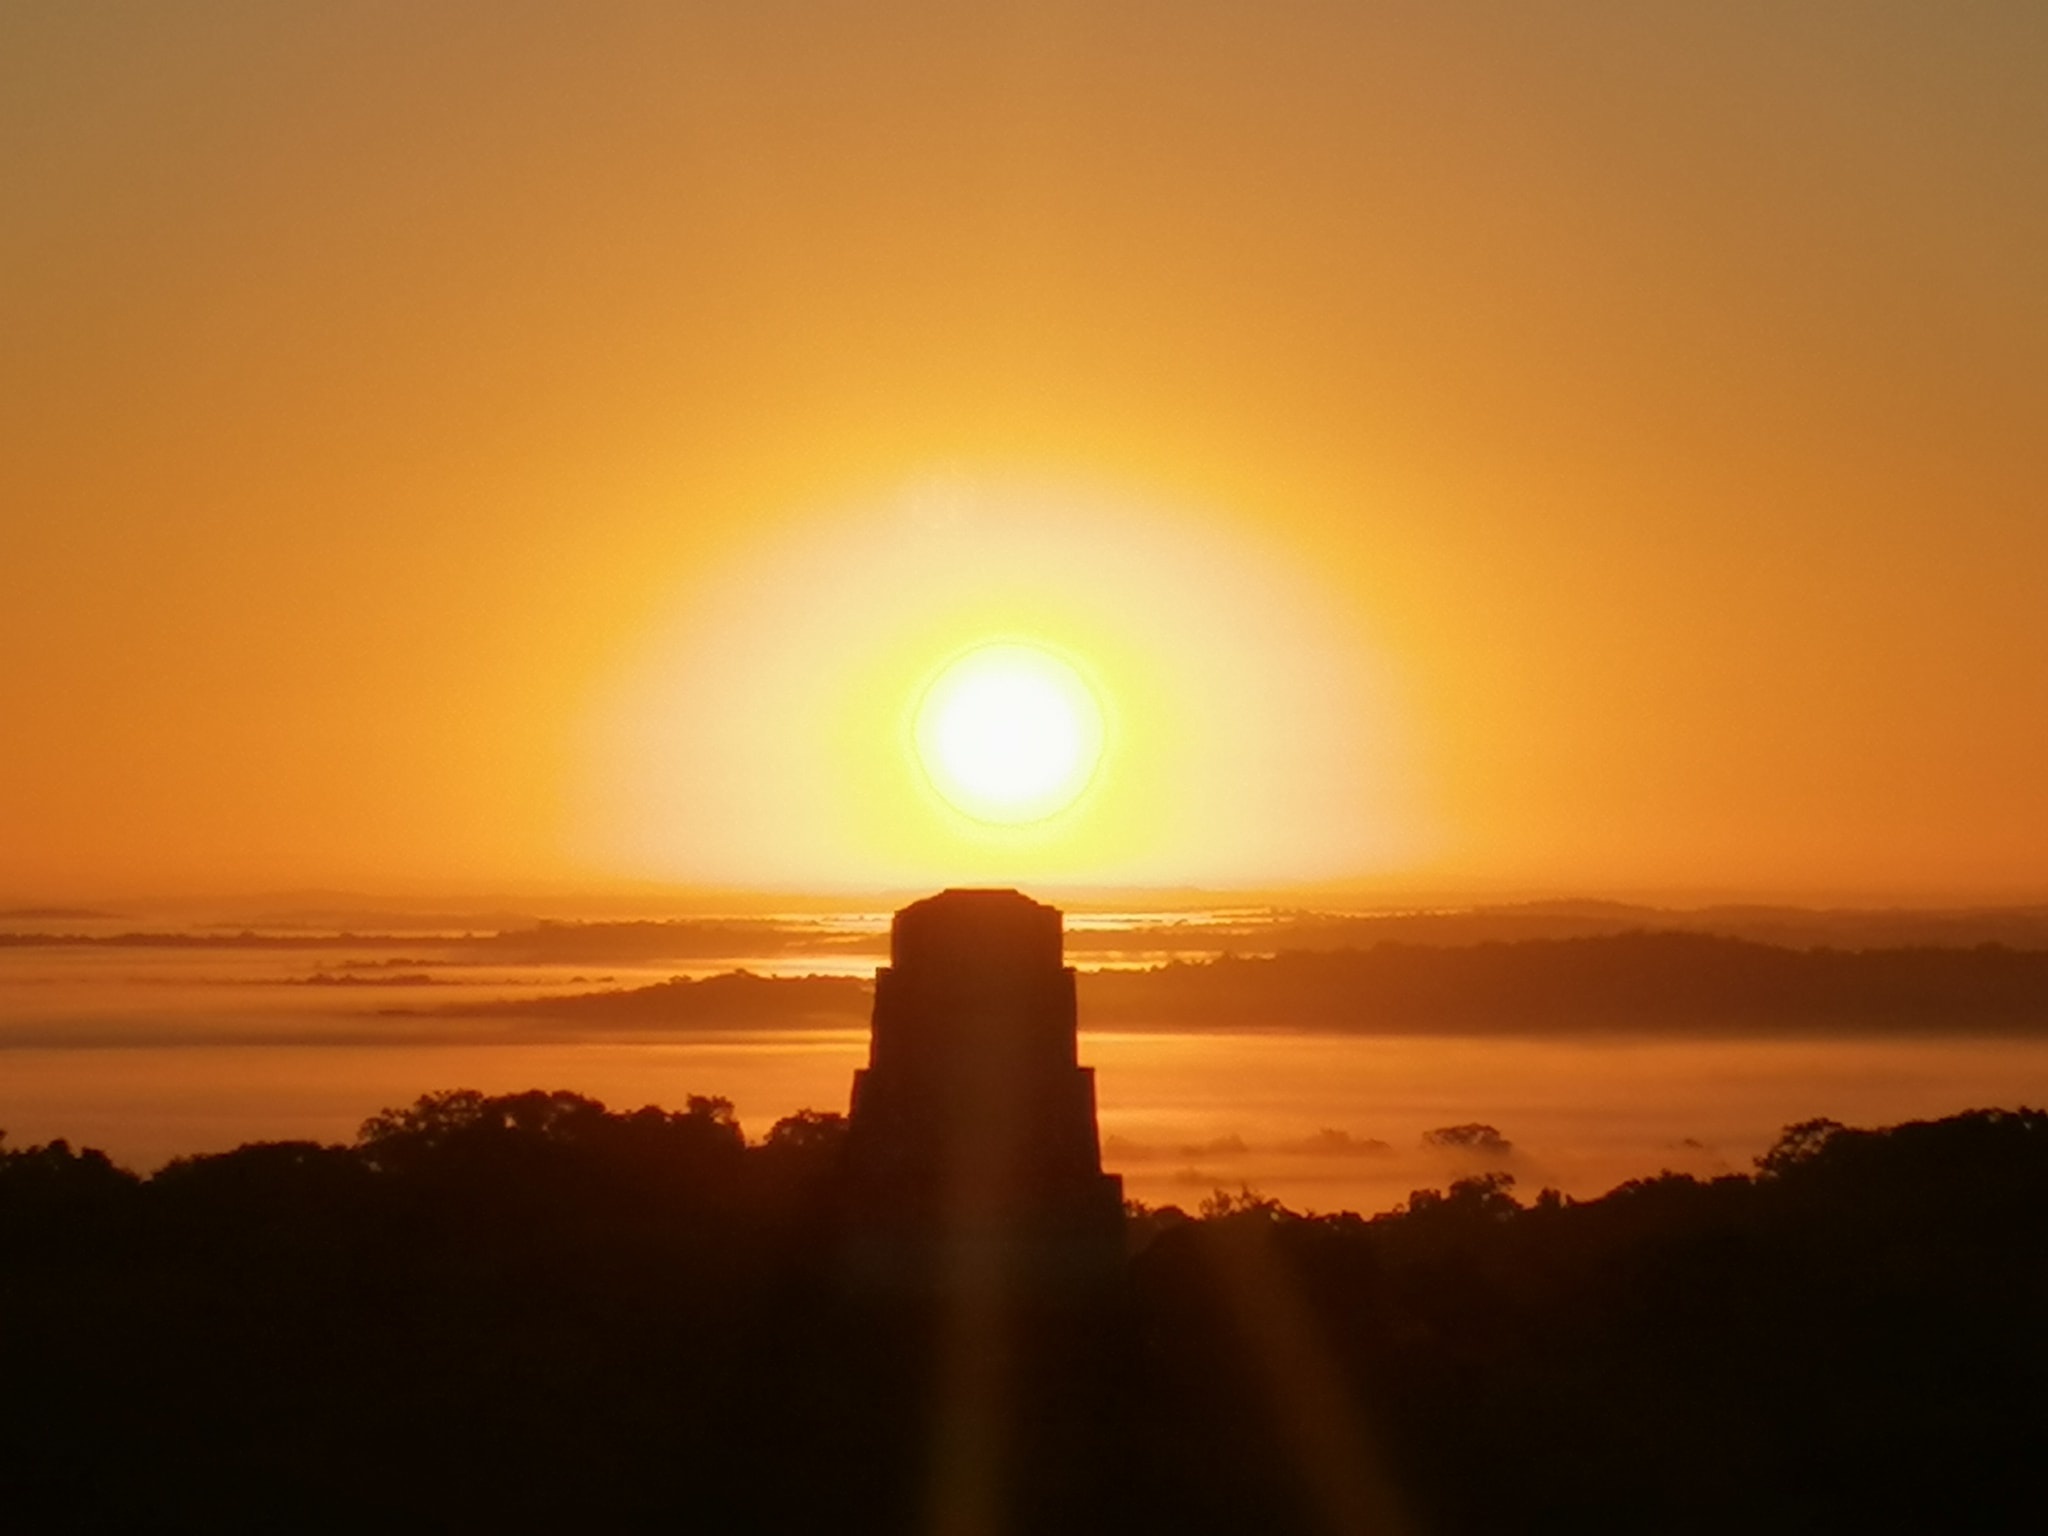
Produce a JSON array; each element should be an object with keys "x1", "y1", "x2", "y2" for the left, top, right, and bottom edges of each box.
[{"x1": 3, "y1": 1100, "x2": 2045, "y2": 1532}]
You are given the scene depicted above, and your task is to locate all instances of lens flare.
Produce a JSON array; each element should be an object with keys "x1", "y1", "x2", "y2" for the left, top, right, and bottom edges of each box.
[{"x1": 913, "y1": 643, "x2": 1106, "y2": 824}]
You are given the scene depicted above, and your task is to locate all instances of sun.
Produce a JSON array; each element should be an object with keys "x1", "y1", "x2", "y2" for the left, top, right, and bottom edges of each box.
[{"x1": 913, "y1": 642, "x2": 1107, "y2": 825}]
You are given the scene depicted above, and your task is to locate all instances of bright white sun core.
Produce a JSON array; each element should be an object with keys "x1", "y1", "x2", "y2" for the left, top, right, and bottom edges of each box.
[{"x1": 912, "y1": 642, "x2": 1107, "y2": 825}]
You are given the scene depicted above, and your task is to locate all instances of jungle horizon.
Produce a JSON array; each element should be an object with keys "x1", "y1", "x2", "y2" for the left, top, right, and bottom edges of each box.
[
  {"x1": 8, "y1": 881, "x2": 2048, "y2": 1217},
  {"x1": 6, "y1": 882, "x2": 2044, "y2": 1532}
]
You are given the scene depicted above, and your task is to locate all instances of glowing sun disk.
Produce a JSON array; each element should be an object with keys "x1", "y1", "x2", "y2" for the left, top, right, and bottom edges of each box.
[{"x1": 914, "y1": 643, "x2": 1106, "y2": 824}]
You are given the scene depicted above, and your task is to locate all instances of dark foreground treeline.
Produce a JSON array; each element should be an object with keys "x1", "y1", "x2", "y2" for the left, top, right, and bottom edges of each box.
[{"x1": 4, "y1": 1096, "x2": 2045, "y2": 1534}]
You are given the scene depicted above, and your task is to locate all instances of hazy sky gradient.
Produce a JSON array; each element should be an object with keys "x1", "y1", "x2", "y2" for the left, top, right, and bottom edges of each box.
[{"x1": 5, "y1": 2, "x2": 2043, "y2": 898}]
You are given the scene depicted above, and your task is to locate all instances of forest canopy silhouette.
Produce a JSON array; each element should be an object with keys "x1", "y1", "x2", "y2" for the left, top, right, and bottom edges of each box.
[{"x1": 4, "y1": 1090, "x2": 2043, "y2": 1532}]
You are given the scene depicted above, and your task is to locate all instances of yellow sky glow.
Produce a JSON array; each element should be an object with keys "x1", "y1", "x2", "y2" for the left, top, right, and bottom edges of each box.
[{"x1": 3, "y1": 3, "x2": 2044, "y2": 901}]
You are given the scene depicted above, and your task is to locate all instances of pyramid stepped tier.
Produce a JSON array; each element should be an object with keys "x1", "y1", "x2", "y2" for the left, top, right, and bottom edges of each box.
[{"x1": 842, "y1": 889, "x2": 1124, "y2": 1288}]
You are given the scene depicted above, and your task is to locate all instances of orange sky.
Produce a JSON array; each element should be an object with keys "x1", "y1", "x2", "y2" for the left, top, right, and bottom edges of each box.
[{"x1": 4, "y1": 2, "x2": 2044, "y2": 902}]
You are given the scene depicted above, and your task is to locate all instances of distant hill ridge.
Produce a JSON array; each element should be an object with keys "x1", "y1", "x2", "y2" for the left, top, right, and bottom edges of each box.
[
  {"x1": 1082, "y1": 930, "x2": 2048, "y2": 1034},
  {"x1": 434, "y1": 930, "x2": 2048, "y2": 1038}
]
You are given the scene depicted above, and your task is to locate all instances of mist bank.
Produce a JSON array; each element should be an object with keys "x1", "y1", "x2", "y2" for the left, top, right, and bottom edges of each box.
[
  {"x1": 8, "y1": 898, "x2": 2048, "y2": 965},
  {"x1": 0, "y1": 917, "x2": 874, "y2": 963},
  {"x1": 432, "y1": 932, "x2": 2048, "y2": 1039}
]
